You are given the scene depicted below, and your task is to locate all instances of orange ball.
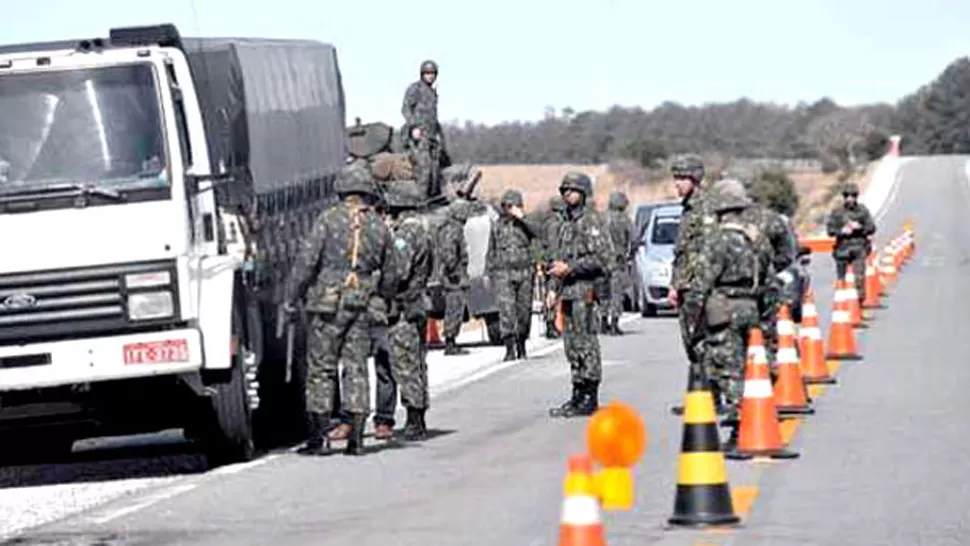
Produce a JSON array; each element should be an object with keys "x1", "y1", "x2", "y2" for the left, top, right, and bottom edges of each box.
[{"x1": 587, "y1": 401, "x2": 647, "y2": 467}]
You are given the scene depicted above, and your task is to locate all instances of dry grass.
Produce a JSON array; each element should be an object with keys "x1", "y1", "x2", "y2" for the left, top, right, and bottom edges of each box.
[{"x1": 477, "y1": 162, "x2": 874, "y2": 235}]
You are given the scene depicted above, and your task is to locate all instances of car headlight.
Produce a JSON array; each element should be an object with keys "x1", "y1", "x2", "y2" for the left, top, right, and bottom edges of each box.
[
  {"x1": 128, "y1": 291, "x2": 174, "y2": 320},
  {"x1": 125, "y1": 271, "x2": 171, "y2": 289}
]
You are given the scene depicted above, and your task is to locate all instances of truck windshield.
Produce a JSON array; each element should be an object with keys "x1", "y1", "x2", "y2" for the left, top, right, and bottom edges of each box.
[
  {"x1": 650, "y1": 216, "x2": 680, "y2": 244},
  {"x1": 0, "y1": 63, "x2": 166, "y2": 192}
]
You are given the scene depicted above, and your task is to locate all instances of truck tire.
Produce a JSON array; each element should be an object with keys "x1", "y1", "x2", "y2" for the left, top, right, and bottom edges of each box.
[
  {"x1": 0, "y1": 433, "x2": 75, "y2": 466},
  {"x1": 201, "y1": 304, "x2": 255, "y2": 468}
]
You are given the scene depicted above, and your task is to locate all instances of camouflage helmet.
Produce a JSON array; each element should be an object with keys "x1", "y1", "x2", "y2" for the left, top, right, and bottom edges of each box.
[
  {"x1": 500, "y1": 189, "x2": 524, "y2": 207},
  {"x1": 841, "y1": 182, "x2": 860, "y2": 196},
  {"x1": 559, "y1": 171, "x2": 593, "y2": 197},
  {"x1": 710, "y1": 178, "x2": 751, "y2": 212},
  {"x1": 335, "y1": 163, "x2": 379, "y2": 198},
  {"x1": 548, "y1": 194, "x2": 565, "y2": 212},
  {"x1": 670, "y1": 154, "x2": 705, "y2": 181},
  {"x1": 608, "y1": 191, "x2": 629, "y2": 211},
  {"x1": 420, "y1": 60, "x2": 439, "y2": 74}
]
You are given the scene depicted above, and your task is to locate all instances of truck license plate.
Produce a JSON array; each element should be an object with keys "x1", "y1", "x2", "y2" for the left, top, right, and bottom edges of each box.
[{"x1": 123, "y1": 339, "x2": 190, "y2": 365}]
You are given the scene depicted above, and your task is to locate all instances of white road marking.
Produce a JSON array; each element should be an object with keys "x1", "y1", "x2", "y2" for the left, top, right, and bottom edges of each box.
[{"x1": 86, "y1": 483, "x2": 198, "y2": 525}]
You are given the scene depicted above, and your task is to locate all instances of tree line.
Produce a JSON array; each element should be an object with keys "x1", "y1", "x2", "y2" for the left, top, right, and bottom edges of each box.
[{"x1": 443, "y1": 57, "x2": 970, "y2": 167}]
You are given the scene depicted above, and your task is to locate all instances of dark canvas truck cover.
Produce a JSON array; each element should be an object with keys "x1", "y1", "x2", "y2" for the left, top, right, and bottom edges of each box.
[{"x1": 181, "y1": 37, "x2": 347, "y2": 197}]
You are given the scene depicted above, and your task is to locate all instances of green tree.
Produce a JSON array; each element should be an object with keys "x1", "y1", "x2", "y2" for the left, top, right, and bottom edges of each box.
[{"x1": 749, "y1": 169, "x2": 799, "y2": 217}]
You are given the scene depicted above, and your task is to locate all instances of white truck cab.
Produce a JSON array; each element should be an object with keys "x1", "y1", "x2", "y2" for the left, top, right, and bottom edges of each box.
[{"x1": 0, "y1": 25, "x2": 345, "y2": 466}]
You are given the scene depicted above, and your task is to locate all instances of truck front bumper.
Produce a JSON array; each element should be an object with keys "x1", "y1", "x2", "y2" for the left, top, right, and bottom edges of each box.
[{"x1": 0, "y1": 328, "x2": 204, "y2": 391}]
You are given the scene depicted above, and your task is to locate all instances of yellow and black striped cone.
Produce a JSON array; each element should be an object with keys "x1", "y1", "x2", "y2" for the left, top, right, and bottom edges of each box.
[{"x1": 668, "y1": 368, "x2": 740, "y2": 528}]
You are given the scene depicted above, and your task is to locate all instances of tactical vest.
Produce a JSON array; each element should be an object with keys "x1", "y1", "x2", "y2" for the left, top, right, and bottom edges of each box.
[{"x1": 714, "y1": 220, "x2": 763, "y2": 298}]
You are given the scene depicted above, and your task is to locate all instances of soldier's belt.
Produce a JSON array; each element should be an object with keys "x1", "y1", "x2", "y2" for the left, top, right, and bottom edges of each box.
[{"x1": 714, "y1": 286, "x2": 759, "y2": 298}]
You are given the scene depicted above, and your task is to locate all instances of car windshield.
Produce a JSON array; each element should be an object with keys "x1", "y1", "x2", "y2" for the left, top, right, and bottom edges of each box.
[
  {"x1": 0, "y1": 63, "x2": 167, "y2": 193},
  {"x1": 650, "y1": 216, "x2": 680, "y2": 244}
]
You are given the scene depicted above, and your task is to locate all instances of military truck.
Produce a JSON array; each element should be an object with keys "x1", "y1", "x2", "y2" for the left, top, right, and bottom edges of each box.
[
  {"x1": 346, "y1": 120, "x2": 503, "y2": 344},
  {"x1": 0, "y1": 24, "x2": 344, "y2": 466}
]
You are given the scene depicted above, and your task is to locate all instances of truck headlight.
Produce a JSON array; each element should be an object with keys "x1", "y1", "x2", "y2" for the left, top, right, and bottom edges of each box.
[
  {"x1": 125, "y1": 271, "x2": 171, "y2": 289},
  {"x1": 128, "y1": 291, "x2": 174, "y2": 320}
]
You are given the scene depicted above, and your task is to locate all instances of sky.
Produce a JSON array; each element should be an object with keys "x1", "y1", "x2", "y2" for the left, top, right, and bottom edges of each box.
[{"x1": 3, "y1": 0, "x2": 970, "y2": 126}]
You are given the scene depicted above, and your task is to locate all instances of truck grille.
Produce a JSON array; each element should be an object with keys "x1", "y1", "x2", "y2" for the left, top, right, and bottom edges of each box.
[{"x1": 0, "y1": 260, "x2": 180, "y2": 345}]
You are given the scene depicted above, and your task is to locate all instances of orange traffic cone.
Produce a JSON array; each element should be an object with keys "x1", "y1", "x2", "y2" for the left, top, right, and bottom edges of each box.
[
  {"x1": 879, "y1": 250, "x2": 897, "y2": 288},
  {"x1": 725, "y1": 328, "x2": 799, "y2": 461},
  {"x1": 862, "y1": 254, "x2": 883, "y2": 309},
  {"x1": 825, "y1": 293, "x2": 862, "y2": 361},
  {"x1": 426, "y1": 318, "x2": 443, "y2": 347},
  {"x1": 799, "y1": 291, "x2": 837, "y2": 385},
  {"x1": 841, "y1": 275, "x2": 865, "y2": 328},
  {"x1": 773, "y1": 305, "x2": 814, "y2": 416},
  {"x1": 555, "y1": 301, "x2": 565, "y2": 335},
  {"x1": 559, "y1": 454, "x2": 606, "y2": 546}
]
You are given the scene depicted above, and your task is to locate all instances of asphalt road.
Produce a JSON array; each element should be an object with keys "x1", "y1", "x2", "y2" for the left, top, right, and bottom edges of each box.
[{"x1": 0, "y1": 156, "x2": 953, "y2": 545}]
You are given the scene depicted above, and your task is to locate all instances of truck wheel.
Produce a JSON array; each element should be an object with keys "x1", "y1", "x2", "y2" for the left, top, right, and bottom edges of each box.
[
  {"x1": 485, "y1": 314, "x2": 501, "y2": 345},
  {"x1": 201, "y1": 305, "x2": 255, "y2": 468},
  {"x1": 0, "y1": 433, "x2": 75, "y2": 466}
]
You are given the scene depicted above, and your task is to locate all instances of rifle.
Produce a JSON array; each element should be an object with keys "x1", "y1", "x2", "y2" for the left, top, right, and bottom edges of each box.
[{"x1": 276, "y1": 303, "x2": 296, "y2": 384}]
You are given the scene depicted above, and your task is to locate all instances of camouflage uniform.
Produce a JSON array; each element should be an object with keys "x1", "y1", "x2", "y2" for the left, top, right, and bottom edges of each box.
[
  {"x1": 547, "y1": 172, "x2": 613, "y2": 418},
  {"x1": 401, "y1": 60, "x2": 450, "y2": 198},
  {"x1": 600, "y1": 191, "x2": 635, "y2": 335},
  {"x1": 434, "y1": 201, "x2": 471, "y2": 355},
  {"x1": 669, "y1": 155, "x2": 717, "y2": 378},
  {"x1": 386, "y1": 209, "x2": 434, "y2": 440},
  {"x1": 542, "y1": 196, "x2": 566, "y2": 338},
  {"x1": 744, "y1": 203, "x2": 795, "y2": 364},
  {"x1": 486, "y1": 190, "x2": 538, "y2": 361},
  {"x1": 285, "y1": 163, "x2": 398, "y2": 456},
  {"x1": 826, "y1": 182, "x2": 876, "y2": 302},
  {"x1": 688, "y1": 179, "x2": 772, "y2": 446}
]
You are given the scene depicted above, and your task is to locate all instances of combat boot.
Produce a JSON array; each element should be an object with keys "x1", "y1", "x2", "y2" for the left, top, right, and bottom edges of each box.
[
  {"x1": 549, "y1": 383, "x2": 581, "y2": 418},
  {"x1": 502, "y1": 337, "x2": 516, "y2": 361},
  {"x1": 600, "y1": 317, "x2": 612, "y2": 335},
  {"x1": 515, "y1": 336, "x2": 527, "y2": 360},
  {"x1": 344, "y1": 413, "x2": 367, "y2": 456},
  {"x1": 444, "y1": 338, "x2": 469, "y2": 356},
  {"x1": 572, "y1": 380, "x2": 599, "y2": 416},
  {"x1": 403, "y1": 407, "x2": 428, "y2": 441},
  {"x1": 611, "y1": 316, "x2": 624, "y2": 335},
  {"x1": 297, "y1": 412, "x2": 331, "y2": 456}
]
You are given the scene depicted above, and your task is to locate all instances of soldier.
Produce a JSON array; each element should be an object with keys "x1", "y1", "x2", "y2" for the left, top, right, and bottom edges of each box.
[
  {"x1": 486, "y1": 189, "x2": 539, "y2": 361},
  {"x1": 668, "y1": 154, "x2": 720, "y2": 407},
  {"x1": 545, "y1": 172, "x2": 613, "y2": 418},
  {"x1": 434, "y1": 200, "x2": 471, "y2": 355},
  {"x1": 385, "y1": 205, "x2": 435, "y2": 440},
  {"x1": 542, "y1": 195, "x2": 566, "y2": 338},
  {"x1": 687, "y1": 179, "x2": 772, "y2": 449},
  {"x1": 826, "y1": 182, "x2": 876, "y2": 303},
  {"x1": 744, "y1": 186, "x2": 796, "y2": 365},
  {"x1": 401, "y1": 60, "x2": 451, "y2": 198},
  {"x1": 284, "y1": 163, "x2": 398, "y2": 456},
  {"x1": 601, "y1": 191, "x2": 636, "y2": 335}
]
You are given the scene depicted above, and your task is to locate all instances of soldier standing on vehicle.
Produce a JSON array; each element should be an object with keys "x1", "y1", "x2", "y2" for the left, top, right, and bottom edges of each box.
[
  {"x1": 601, "y1": 191, "x2": 635, "y2": 335},
  {"x1": 668, "y1": 154, "x2": 720, "y2": 403},
  {"x1": 285, "y1": 163, "x2": 398, "y2": 456},
  {"x1": 688, "y1": 179, "x2": 771, "y2": 449},
  {"x1": 826, "y1": 182, "x2": 876, "y2": 303},
  {"x1": 401, "y1": 60, "x2": 451, "y2": 198},
  {"x1": 486, "y1": 190, "x2": 539, "y2": 362},
  {"x1": 434, "y1": 200, "x2": 471, "y2": 355},
  {"x1": 541, "y1": 195, "x2": 566, "y2": 338},
  {"x1": 545, "y1": 172, "x2": 613, "y2": 418}
]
